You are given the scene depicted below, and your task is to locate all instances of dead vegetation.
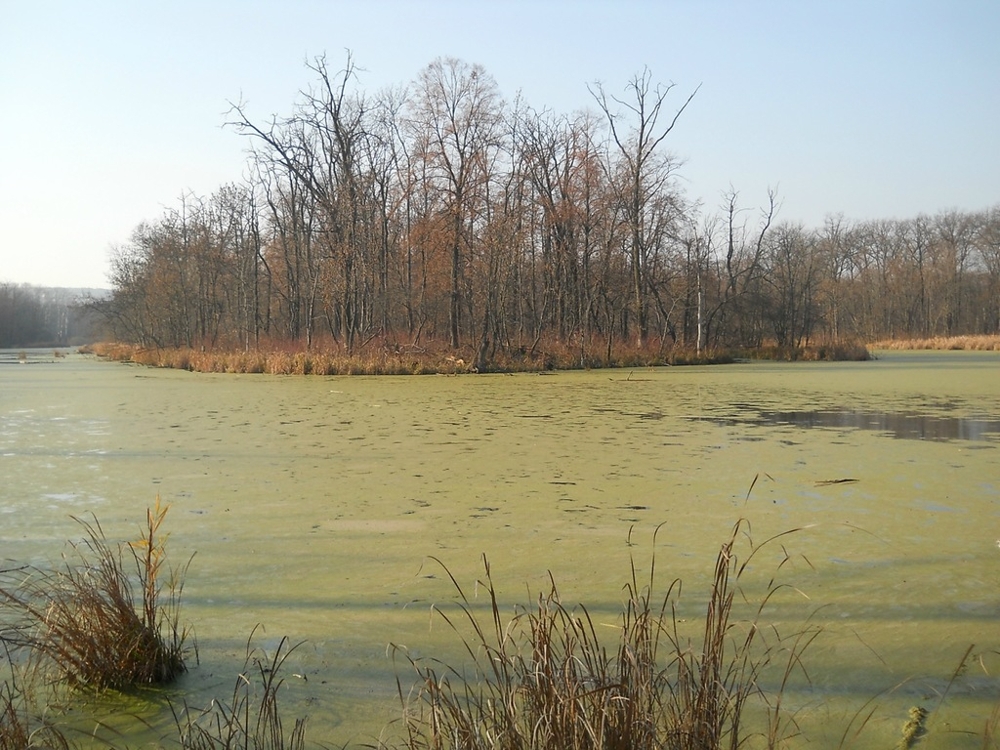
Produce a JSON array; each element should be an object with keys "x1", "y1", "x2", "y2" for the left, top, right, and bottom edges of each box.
[
  {"x1": 0, "y1": 499, "x2": 191, "y2": 692},
  {"x1": 2, "y1": 508, "x2": 997, "y2": 749},
  {"x1": 80, "y1": 335, "x2": 873, "y2": 376},
  {"x1": 386, "y1": 521, "x2": 819, "y2": 750},
  {"x1": 171, "y1": 630, "x2": 307, "y2": 750},
  {"x1": 871, "y1": 334, "x2": 1000, "y2": 351}
]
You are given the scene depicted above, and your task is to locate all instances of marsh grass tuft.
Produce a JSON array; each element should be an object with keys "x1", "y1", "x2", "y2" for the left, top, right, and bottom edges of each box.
[
  {"x1": 0, "y1": 499, "x2": 191, "y2": 692},
  {"x1": 172, "y1": 629, "x2": 307, "y2": 750},
  {"x1": 389, "y1": 520, "x2": 818, "y2": 750},
  {"x1": 735, "y1": 341, "x2": 870, "y2": 362}
]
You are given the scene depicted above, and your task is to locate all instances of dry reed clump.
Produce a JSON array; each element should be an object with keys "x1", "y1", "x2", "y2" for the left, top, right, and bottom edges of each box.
[
  {"x1": 802, "y1": 341, "x2": 871, "y2": 361},
  {"x1": 78, "y1": 341, "x2": 128, "y2": 360},
  {"x1": 736, "y1": 342, "x2": 870, "y2": 362},
  {"x1": 172, "y1": 630, "x2": 307, "y2": 750},
  {"x1": 83, "y1": 335, "x2": 876, "y2": 376},
  {"x1": 388, "y1": 520, "x2": 819, "y2": 750},
  {"x1": 0, "y1": 499, "x2": 191, "y2": 692},
  {"x1": 871, "y1": 334, "x2": 1000, "y2": 351}
]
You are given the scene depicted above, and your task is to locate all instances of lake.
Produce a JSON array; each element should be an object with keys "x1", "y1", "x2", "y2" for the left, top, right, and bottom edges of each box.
[{"x1": 1, "y1": 349, "x2": 998, "y2": 747}]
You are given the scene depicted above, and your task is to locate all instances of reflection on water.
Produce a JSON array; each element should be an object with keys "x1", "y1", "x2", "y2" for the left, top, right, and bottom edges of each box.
[{"x1": 707, "y1": 406, "x2": 1000, "y2": 442}]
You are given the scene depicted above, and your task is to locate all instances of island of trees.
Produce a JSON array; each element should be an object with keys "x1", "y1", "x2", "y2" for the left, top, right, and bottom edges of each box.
[{"x1": 7, "y1": 56, "x2": 999, "y2": 368}]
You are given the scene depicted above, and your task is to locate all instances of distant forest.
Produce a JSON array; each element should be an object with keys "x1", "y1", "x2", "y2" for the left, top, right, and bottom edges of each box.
[
  {"x1": 0, "y1": 285, "x2": 102, "y2": 347},
  {"x1": 62, "y1": 58, "x2": 1000, "y2": 364}
]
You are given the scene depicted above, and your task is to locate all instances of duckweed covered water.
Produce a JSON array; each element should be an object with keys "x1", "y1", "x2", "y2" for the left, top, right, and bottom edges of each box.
[{"x1": 1, "y1": 349, "x2": 998, "y2": 747}]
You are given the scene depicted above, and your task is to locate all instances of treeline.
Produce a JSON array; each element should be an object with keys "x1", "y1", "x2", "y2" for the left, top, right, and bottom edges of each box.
[
  {"x1": 0, "y1": 284, "x2": 102, "y2": 347},
  {"x1": 96, "y1": 55, "x2": 1000, "y2": 367}
]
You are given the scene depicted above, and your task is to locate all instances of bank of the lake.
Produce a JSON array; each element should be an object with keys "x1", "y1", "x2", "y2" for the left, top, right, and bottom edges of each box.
[{"x1": 82, "y1": 337, "x2": 872, "y2": 375}]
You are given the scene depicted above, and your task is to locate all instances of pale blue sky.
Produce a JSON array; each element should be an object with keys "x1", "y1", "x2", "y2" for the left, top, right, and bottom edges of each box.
[{"x1": 1, "y1": 0, "x2": 997, "y2": 289}]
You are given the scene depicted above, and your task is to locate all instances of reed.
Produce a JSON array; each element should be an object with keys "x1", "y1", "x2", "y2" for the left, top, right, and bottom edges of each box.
[
  {"x1": 0, "y1": 662, "x2": 70, "y2": 750},
  {"x1": 871, "y1": 334, "x2": 1000, "y2": 351},
  {"x1": 388, "y1": 520, "x2": 817, "y2": 750},
  {"x1": 82, "y1": 336, "x2": 870, "y2": 377},
  {"x1": 985, "y1": 701, "x2": 1000, "y2": 750},
  {"x1": 0, "y1": 679, "x2": 34, "y2": 750},
  {"x1": 736, "y1": 342, "x2": 870, "y2": 362},
  {"x1": 0, "y1": 499, "x2": 191, "y2": 692},
  {"x1": 172, "y1": 629, "x2": 307, "y2": 750},
  {"x1": 3, "y1": 512, "x2": 998, "y2": 748}
]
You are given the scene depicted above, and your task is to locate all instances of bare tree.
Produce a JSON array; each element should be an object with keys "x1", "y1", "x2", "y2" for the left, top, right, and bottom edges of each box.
[
  {"x1": 975, "y1": 207, "x2": 1000, "y2": 333},
  {"x1": 97, "y1": 51, "x2": 999, "y2": 357},
  {"x1": 763, "y1": 223, "x2": 822, "y2": 347},
  {"x1": 410, "y1": 57, "x2": 505, "y2": 349},
  {"x1": 590, "y1": 68, "x2": 697, "y2": 346},
  {"x1": 695, "y1": 187, "x2": 777, "y2": 347}
]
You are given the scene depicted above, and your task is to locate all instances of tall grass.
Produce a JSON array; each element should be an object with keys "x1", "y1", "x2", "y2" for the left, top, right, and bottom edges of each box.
[
  {"x1": 82, "y1": 336, "x2": 871, "y2": 376},
  {"x1": 172, "y1": 629, "x2": 307, "y2": 750},
  {"x1": 871, "y1": 334, "x2": 1000, "y2": 351},
  {"x1": 735, "y1": 341, "x2": 871, "y2": 362},
  {"x1": 0, "y1": 499, "x2": 191, "y2": 691},
  {"x1": 389, "y1": 520, "x2": 818, "y2": 750},
  {"x1": 3, "y1": 506, "x2": 995, "y2": 748},
  {"x1": 0, "y1": 659, "x2": 70, "y2": 750}
]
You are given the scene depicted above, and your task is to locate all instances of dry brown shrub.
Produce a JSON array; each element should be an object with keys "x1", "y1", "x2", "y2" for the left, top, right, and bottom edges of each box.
[{"x1": 0, "y1": 500, "x2": 191, "y2": 691}]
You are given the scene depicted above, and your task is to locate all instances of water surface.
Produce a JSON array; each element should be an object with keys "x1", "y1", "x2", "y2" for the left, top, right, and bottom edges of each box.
[
  {"x1": 1, "y1": 349, "x2": 998, "y2": 747},
  {"x1": 697, "y1": 406, "x2": 1000, "y2": 442}
]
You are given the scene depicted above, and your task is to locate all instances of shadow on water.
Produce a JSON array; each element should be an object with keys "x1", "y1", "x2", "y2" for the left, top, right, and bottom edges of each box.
[{"x1": 696, "y1": 406, "x2": 1000, "y2": 442}]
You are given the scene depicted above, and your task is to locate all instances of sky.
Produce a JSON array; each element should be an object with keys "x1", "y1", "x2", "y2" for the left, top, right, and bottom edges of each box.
[{"x1": 1, "y1": 0, "x2": 997, "y2": 290}]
